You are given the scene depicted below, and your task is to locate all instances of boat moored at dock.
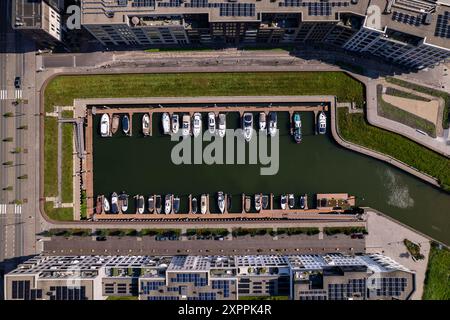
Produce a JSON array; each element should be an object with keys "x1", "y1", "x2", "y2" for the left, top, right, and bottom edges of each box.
[
  {"x1": 148, "y1": 195, "x2": 154, "y2": 213},
  {"x1": 218, "y1": 113, "x2": 226, "y2": 138},
  {"x1": 242, "y1": 112, "x2": 253, "y2": 142},
  {"x1": 111, "y1": 192, "x2": 119, "y2": 214},
  {"x1": 100, "y1": 114, "x2": 110, "y2": 137},
  {"x1": 300, "y1": 195, "x2": 306, "y2": 209},
  {"x1": 293, "y1": 113, "x2": 302, "y2": 143},
  {"x1": 192, "y1": 197, "x2": 198, "y2": 214},
  {"x1": 142, "y1": 113, "x2": 150, "y2": 136},
  {"x1": 255, "y1": 194, "x2": 262, "y2": 212},
  {"x1": 288, "y1": 194, "x2": 295, "y2": 209},
  {"x1": 119, "y1": 192, "x2": 128, "y2": 213},
  {"x1": 164, "y1": 194, "x2": 172, "y2": 214},
  {"x1": 111, "y1": 114, "x2": 120, "y2": 135},
  {"x1": 96, "y1": 195, "x2": 104, "y2": 214},
  {"x1": 217, "y1": 191, "x2": 225, "y2": 214},
  {"x1": 136, "y1": 195, "x2": 145, "y2": 214},
  {"x1": 268, "y1": 112, "x2": 277, "y2": 137},
  {"x1": 200, "y1": 194, "x2": 207, "y2": 214},
  {"x1": 162, "y1": 113, "x2": 171, "y2": 135},
  {"x1": 173, "y1": 196, "x2": 180, "y2": 214},
  {"x1": 280, "y1": 194, "x2": 287, "y2": 210},
  {"x1": 171, "y1": 114, "x2": 179, "y2": 134},
  {"x1": 262, "y1": 195, "x2": 269, "y2": 210},
  {"x1": 192, "y1": 113, "x2": 202, "y2": 137},
  {"x1": 182, "y1": 114, "x2": 191, "y2": 137},
  {"x1": 208, "y1": 112, "x2": 216, "y2": 134},
  {"x1": 103, "y1": 196, "x2": 110, "y2": 213},
  {"x1": 227, "y1": 194, "x2": 232, "y2": 211},
  {"x1": 259, "y1": 112, "x2": 266, "y2": 133},
  {"x1": 122, "y1": 115, "x2": 130, "y2": 136},
  {"x1": 244, "y1": 195, "x2": 251, "y2": 213},
  {"x1": 155, "y1": 195, "x2": 162, "y2": 214},
  {"x1": 318, "y1": 111, "x2": 327, "y2": 135}
]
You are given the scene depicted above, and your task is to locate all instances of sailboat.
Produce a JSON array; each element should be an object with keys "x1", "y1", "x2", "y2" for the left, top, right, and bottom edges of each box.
[
  {"x1": 162, "y1": 113, "x2": 170, "y2": 135},
  {"x1": 148, "y1": 195, "x2": 154, "y2": 213},
  {"x1": 217, "y1": 192, "x2": 225, "y2": 214}
]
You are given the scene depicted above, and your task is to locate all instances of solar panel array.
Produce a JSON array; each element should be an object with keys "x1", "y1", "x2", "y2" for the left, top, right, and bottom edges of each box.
[
  {"x1": 131, "y1": 0, "x2": 155, "y2": 7},
  {"x1": 392, "y1": 11, "x2": 423, "y2": 26},
  {"x1": 219, "y1": 3, "x2": 256, "y2": 17},
  {"x1": 279, "y1": 1, "x2": 349, "y2": 16},
  {"x1": 158, "y1": 0, "x2": 182, "y2": 7},
  {"x1": 435, "y1": 11, "x2": 450, "y2": 38}
]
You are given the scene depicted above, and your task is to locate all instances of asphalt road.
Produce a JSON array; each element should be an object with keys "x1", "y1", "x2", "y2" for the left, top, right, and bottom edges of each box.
[
  {"x1": 44, "y1": 234, "x2": 365, "y2": 256},
  {"x1": 0, "y1": 0, "x2": 38, "y2": 265}
]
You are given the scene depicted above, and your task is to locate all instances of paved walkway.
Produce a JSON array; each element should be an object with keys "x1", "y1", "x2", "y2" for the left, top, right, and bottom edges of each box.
[
  {"x1": 365, "y1": 79, "x2": 450, "y2": 157},
  {"x1": 365, "y1": 209, "x2": 431, "y2": 300}
]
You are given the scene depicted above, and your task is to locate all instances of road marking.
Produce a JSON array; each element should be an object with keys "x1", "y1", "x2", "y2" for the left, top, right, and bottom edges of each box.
[
  {"x1": 14, "y1": 89, "x2": 22, "y2": 99},
  {"x1": 14, "y1": 204, "x2": 22, "y2": 215},
  {"x1": 0, "y1": 89, "x2": 7, "y2": 100}
]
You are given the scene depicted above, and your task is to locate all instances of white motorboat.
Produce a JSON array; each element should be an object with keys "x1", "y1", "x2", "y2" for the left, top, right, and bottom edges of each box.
[
  {"x1": 100, "y1": 114, "x2": 110, "y2": 137},
  {"x1": 259, "y1": 112, "x2": 266, "y2": 132},
  {"x1": 172, "y1": 114, "x2": 179, "y2": 134},
  {"x1": 280, "y1": 194, "x2": 287, "y2": 210},
  {"x1": 217, "y1": 191, "x2": 225, "y2": 214},
  {"x1": 103, "y1": 197, "x2": 110, "y2": 213},
  {"x1": 217, "y1": 113, "x2": 226, "y2": 138},
  {"x1": 200, "y1": 194, "x2": 207, "y2": 214},
  {"x1": 255, "y1": 194, "x2": 262, "y2": 212},
  {"x1": 318, "y1": 111, "x2": 327, "y2": 134},
  {"x1": 192, "y1": 113, "x2": 202, "y2": 137},
  {"x1": 142, "y1": 113, "x2": 150, "y2": 136},
  {"x1": 242, "y1": 112, "x2": 253, "y2": 142},
  {"x1": 162, "y1": 112, "x2": 170, "y2": 135},
  {"x1": 182, "y1": 114, "x2": 191, "y2": 137},
  {"x1": 164, "y1": 194, "x2": 172, "y2": 214},
  {"x1": 208, "y1": 112, "x2": 216, "y2": 134},
  {"x1": 136, "y1": 195, "x2": 145, "y2": 214},
  {"x1": 268, "y1": 112, "x2": 277, "y2": 137}
]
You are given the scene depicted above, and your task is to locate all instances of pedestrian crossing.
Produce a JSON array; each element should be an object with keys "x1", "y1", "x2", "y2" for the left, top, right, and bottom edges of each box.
[
  {"x1": 0, "y1": 89, "x2": 7, "y2": 100},
  {"x1": 14, "y1": 89, "x2": 22, "y2": 99},
  {"x1": 0, "y1": 204, "x2": 22, "y2": 215}
]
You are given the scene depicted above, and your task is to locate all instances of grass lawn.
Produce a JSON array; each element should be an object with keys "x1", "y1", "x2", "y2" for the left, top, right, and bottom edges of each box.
[
  {"x1": 386, "y1": 77, "x2": 450, "y2": 129},
  {"x1": 378, "y1": 86, "x2": 436, "y2": 137},
  {"x1": 423, "y1": 243, "x2": 450, "y2": 300},
  {"x1": 44, "y1": 202, "x2": 73, "y2": 221},
  {"x1": 44, "y1": 72, "x2": 366, "y2": 113},
  {"x1": 337, "y1": 108, "x2": 450, "y2": 191}
]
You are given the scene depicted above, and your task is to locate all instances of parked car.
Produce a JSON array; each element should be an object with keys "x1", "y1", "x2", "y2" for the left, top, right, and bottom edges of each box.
[{"x1": 14, "y1": 76, "x2": 21, "y2": 88}]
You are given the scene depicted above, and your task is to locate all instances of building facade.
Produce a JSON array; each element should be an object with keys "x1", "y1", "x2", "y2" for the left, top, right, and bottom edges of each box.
[
  {"x1": 79, "y1": 0, "x2": 450, "y2": 69},
  {"x1": 4, "y1": 253, "x2": 415, "y2": 300},
  {"x1": 12, "y1": 0, "x2": 64, "y2": 47}
]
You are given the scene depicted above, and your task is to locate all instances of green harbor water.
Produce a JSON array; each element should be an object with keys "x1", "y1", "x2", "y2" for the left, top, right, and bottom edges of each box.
[{"x1": 92, "y1": 110, "x2": 450, "y2": 245}]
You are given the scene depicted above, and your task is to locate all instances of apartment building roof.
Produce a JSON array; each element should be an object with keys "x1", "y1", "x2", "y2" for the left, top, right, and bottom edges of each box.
[{"x1": 80, "y1": 0, "x2": 450, "y2": 49}]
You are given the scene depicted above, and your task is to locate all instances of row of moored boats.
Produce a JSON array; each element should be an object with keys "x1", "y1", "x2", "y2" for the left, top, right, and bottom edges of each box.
[
  {"x1": 96, "y1": 192, "x2": 308, "y2": 214},
  {"x1": 100, "y1": 111, "x2": 327, "y2": 141}
]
